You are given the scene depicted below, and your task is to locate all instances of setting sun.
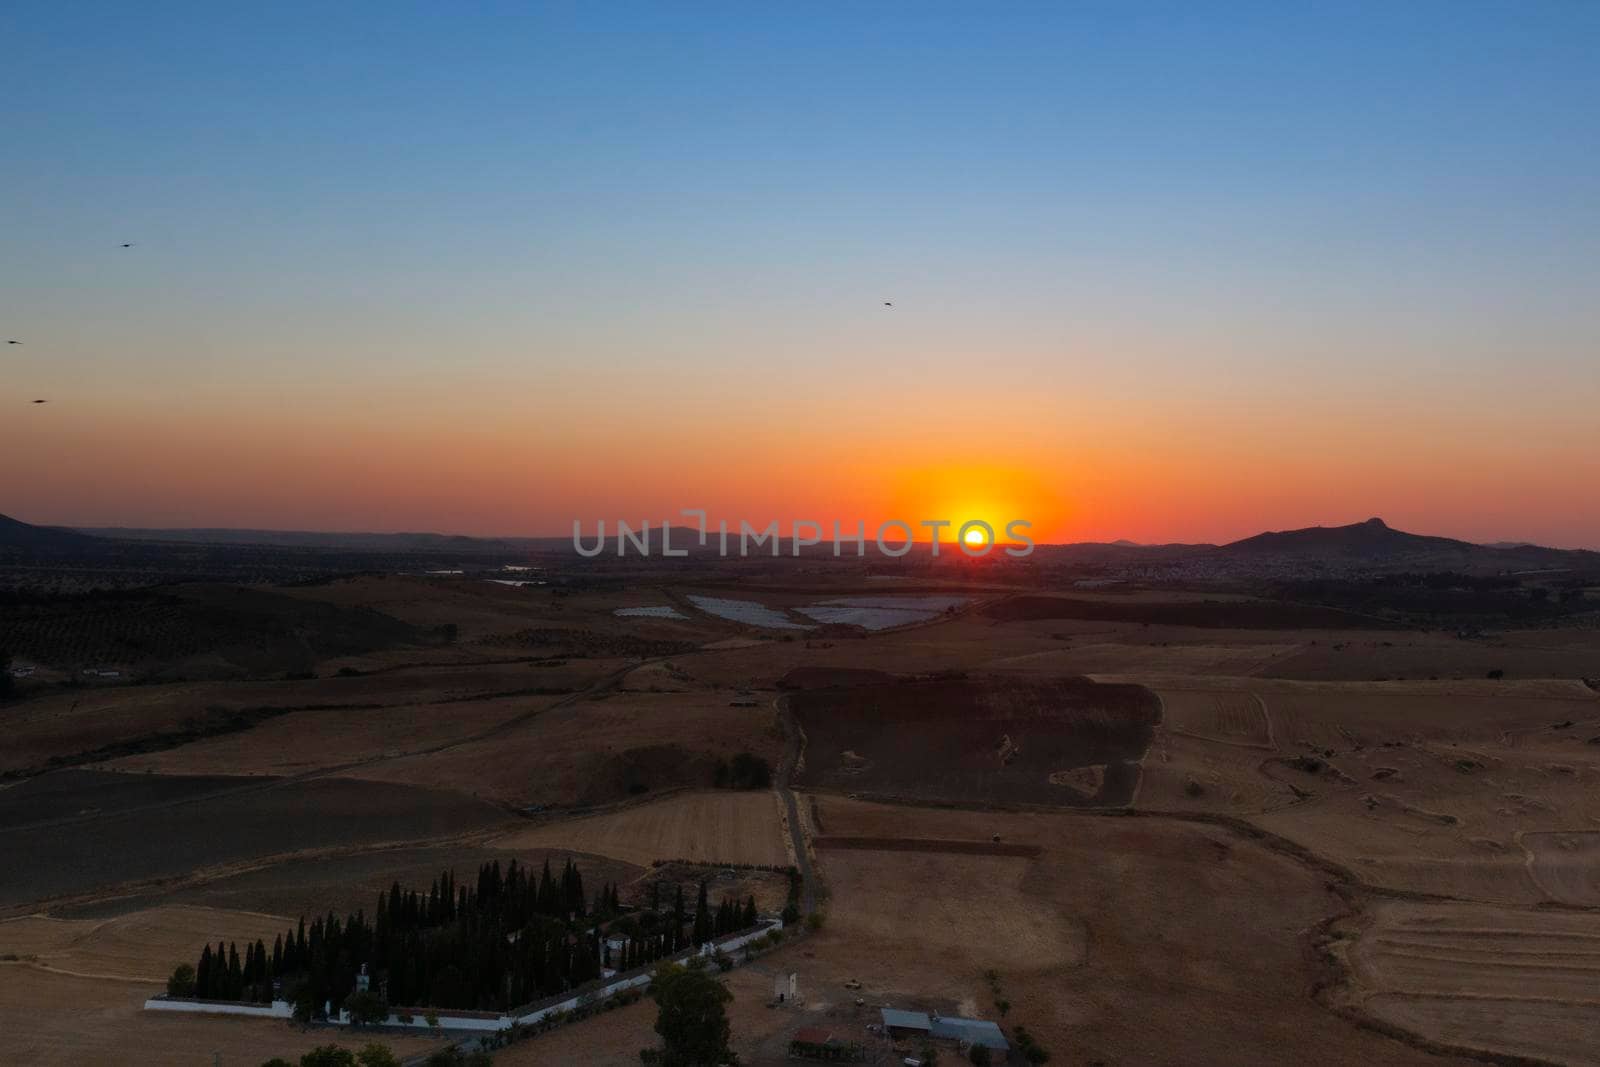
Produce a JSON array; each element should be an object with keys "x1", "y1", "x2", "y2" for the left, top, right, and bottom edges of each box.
[{"x1": 963, "y1": 526, "x2": 988, "y2": 547}]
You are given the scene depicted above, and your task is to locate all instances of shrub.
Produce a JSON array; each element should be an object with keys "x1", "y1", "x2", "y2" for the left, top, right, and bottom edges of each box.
[
  {"x1": 356, "y1": 1046, "x2": 400, "y2": 1067},
  {"x1": 299, "y1": 1047, "x2": 356, "y2": 1067},
  {"x1": 167, "y1": 963, "x2": 196, "y2": 998}
]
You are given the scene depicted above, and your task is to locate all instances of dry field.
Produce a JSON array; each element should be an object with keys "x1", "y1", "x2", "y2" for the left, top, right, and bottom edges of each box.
[
  {"x1": 1158, "y1": 686, "x2": 1273, "y2": 747},
  {"x1": 795, "y1": 796, "x2": 1469, "y2": 1067},
  {"x1": 346, "y1": 690, "x2": 785, "y2": 808},
  {"x1": 0, "y1": 904, "x2": 289, "y2": 982},
  {"x1": 9, "y1": 571, "x2": 1600, "y2": 1065},
  {"x1": 1347, "y1": 899, "x2": 1600, "y2": 1065},
  {"x1": 986, "y1": 639, "x2": 1303, "y2": 677},
  {"x1": 101, "y1": 692, "x2": 565, "y2": 777},
  {"x1": 0, "y1": 966, "x2": 446, "y2": 1067},
  {"x1": 1522, "y1": 830, "x2": 1600, "y2": 906},
  {"x1": 0, "y1": 773, "x2": 514, "y2": 911},
  {"x1": 790, "y1": 675, "x2": 1159, "y2": 806},
  {"x1": 494, "y1": 790, "x2": 791, "y2": 867},
  {"x1": 0, "y1": 658, "x2": 618, "y2": 777}
]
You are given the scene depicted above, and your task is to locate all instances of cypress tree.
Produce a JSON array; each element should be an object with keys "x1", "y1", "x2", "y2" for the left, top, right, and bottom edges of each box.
[
  {"x1": 693, "y1": 882, "x2": 711, "y2": 946},
  {"x1": 227, "y1": 942, "x2": 242, "y2": 999},
  {"x1": 196, "y1": 943, "x2": 214, "y2": 998}
]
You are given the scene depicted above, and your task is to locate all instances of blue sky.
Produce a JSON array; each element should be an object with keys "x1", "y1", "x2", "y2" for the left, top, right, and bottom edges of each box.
[{"x1": 3, "y1": 3, "x2": 1598, "y2": 542}]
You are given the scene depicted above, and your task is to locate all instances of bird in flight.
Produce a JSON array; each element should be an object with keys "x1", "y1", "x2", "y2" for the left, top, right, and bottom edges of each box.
[
  {"x1": 119, "y1": 242, "x2": 135, "y2": 248},
  {"x1": 883, "y1": 301, "x2": 893, "y2": 307},
  {"x1": 31, "y1": 399, "x2": 47, "y2": 404},
  {"x1": 6, "y1": 340, "x2": 20, "y2": 345}
]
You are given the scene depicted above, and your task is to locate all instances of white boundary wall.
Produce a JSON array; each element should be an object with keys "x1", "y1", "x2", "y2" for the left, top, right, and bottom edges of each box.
[{"x1": 144, "y1": 998, "x2": 294, "y2": 1019}]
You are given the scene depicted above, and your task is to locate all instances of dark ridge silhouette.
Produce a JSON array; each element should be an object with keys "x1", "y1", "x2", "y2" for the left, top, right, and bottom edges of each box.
[
  {"x1": 0, "y1": 514, "x2": 100, "y2": 551},
  {"x1": 1222, "y1": 517, "x2": 1468, "y2": 557}
]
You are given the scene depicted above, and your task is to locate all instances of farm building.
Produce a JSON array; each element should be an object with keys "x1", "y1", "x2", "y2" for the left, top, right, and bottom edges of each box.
[
  {"x1": 879, "y1": 1008, "x2": 1008, "y2": 1053},
  {"x1": 930, "y1": 1015, "x2": 1008, "y2": 1051},
  {"x1": 881, "y1": 1008, "x2": 932, "y2": 1038}
]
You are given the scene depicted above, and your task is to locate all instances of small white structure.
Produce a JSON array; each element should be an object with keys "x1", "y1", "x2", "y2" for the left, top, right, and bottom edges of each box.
[
  {"x1": 773, "y1": 972, "x2": 800, "y2": 1004},
  {"x1": 355, "y1": 963, "x2": 370, "y2": 993}
]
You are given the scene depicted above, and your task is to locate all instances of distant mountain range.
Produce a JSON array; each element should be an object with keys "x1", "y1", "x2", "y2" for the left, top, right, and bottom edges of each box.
[
  {"x1": 72, "y1": 526, "x2": 556, "y2": 552},
  {"x1": 0, "y1": 514, "x2": 1593, "y2": 574},
  {"x1": 1042, "y1": 517, "x2": 1596, "y2": 572}
]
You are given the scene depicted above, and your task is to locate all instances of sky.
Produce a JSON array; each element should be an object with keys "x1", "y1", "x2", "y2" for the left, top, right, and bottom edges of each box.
[{"x1": 3, "y1": 2, "x2": 1598, "y2": 546}]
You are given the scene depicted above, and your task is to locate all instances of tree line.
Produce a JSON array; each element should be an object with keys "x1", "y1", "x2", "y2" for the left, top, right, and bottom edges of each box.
[{"x1": 178, "y1": 859, "x2": 761, "y2": 1018}]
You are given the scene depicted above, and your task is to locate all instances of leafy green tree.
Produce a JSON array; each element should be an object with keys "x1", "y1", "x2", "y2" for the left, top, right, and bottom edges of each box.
[
  {"x1": 299, "y1": 1047, "x2": 357, "y2": 1067},
  {"x1": 355, "y1": 1044, "x2": 400, "y2": 1067},
  {"x1": 646, "y1": 962, "x2": 735, "y2": 1066},
  {"x1": 167, "y1": 962, "x2": 196, "y2": 997},
  {"x1": 344, "y1": 989, "x2": 389, "y2": 1026}
]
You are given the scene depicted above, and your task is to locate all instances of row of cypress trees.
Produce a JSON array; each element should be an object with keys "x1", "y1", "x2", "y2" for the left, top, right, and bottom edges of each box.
[{"x1": 188, "y1": 861, "x2": 762, "y2": 1015}]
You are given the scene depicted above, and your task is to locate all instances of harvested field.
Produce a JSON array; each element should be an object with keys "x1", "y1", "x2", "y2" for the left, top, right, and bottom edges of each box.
[
  {"x1": 983, "y1": 595, "x2": 1399, "y2": 629},
  {"x1": 1523, "y1": 830, "x2": 1600, "y2": 906},
  {"x1": 0, "y1": 904, "x2": 289, "y2": 982},
  {"x1": 475, "y1": 626, "x2": 700, "y2": 658},
  {"x1": 990, "y1": 641, "x2": 1301, "y2": 676},
  {"x1": 790, "y1": 675, "x2": 1159, "y2": 806},
  {"x1": 0, "y1": 772, "x2": 514, "y2": 910},
  {"x1": 0, "y1": 659, "x2": 617, "y2": 776},
  {"x1": 0, "y1": 966, "x2": 446, "y2": 1066},
  {"x1": 776, "y1": 665, "x2": 896, "y2": 690},
  {"x1": 494, "y1": 791, "x2": 790, "y2": 868},
  {"x1": 101, "y1": 692, "x2": 562, "y2": 777},
  {"x1": 812, "y1": 835, "x2": 1041, "y2": 857},
  {"x1": 347, "y1": 691, "x2": 784, "y2": 808},
  {"x1": 1159, "y1": 687, "x2": 1272, "y2": 747},
  {"x1": 1349, "y1": 899, "x2": 1600, "y2": 1064},
  {"x1": 804, "y1": 795, "x2": 1465, "y2": 1066},
  {"x1": 1134, "y1": 732, "x2": 1296, "y2": 813}
]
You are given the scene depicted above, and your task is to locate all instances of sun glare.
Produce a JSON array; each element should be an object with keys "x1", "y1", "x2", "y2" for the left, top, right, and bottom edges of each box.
[{"x1": 963, "y1": 527, "x2": 987, "y2": 547}]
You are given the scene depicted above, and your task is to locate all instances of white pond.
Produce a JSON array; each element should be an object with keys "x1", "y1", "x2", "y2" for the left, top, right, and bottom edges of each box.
[
  {"x1": 795, "y1": 595, "x2": 970, "y2": 631},
  {"x1": 687, "y1": 595, "x2": 810, "y2": 629}
]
